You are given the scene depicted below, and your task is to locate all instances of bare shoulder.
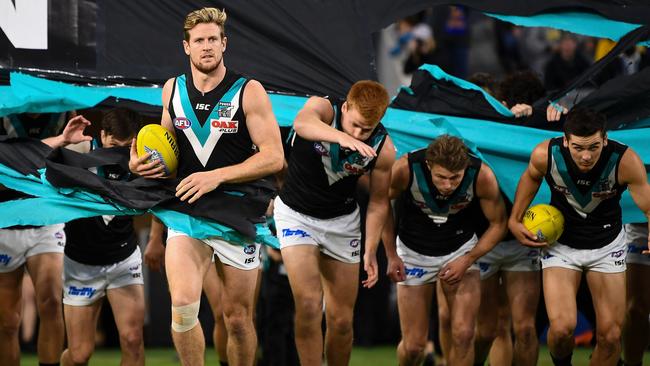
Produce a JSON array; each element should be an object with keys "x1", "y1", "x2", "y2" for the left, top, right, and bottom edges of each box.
[
  {"x1": 300, "y1": 96, "x2": 335, "y2": 122},
  {"x1": 476, "y1": 163, "x2": 499, "y2": 196},
  {"x1": 619, "y1": 147, "x2": 646, "y2": 184},
  {"x1": 161, "y1": 78, "x2": 175, "y2": 105},
  {"x1": 530, "y1": 139, "x2": 550, "y2": 174}
]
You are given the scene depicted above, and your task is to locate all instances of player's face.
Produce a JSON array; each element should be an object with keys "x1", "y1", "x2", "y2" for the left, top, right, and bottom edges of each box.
[
  {"x1": 428, "y1": 164, "x2": 465, "y2": 196},
  {"x1": 563, "y1": 132, "x2": 607, "y2": 173},
  {"x1": 101, "y1": 131, "x2": 133, "y2": 148},
  {"x1": 183, "y1": 23, "x2": 227, "y2": 75},
  {"x1": 341, "y1": 102, "x2": 378, "y2": 141}
]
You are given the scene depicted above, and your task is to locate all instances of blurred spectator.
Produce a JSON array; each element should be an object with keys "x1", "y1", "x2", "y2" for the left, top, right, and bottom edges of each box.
[
  {"x1": 392, "y1": 12, "x2": 436, "y2": 75},
  {"x1": 493, "y1": 19, "x2": 525, "y2": 73},
  {"x1": 431, "y1": 5, "x2": 471, "y2": 78},
  {"x1": 544, "y1": 33, "x2": 591, "y2": 91}
]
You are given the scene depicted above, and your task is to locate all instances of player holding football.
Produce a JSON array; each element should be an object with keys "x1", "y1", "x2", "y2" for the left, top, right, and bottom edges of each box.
[
  {"x1": 129, "y1": 7, "x2": 283, "y2": 366},
  {"x1": 509, "y1": 108, "x2": 650, "y2": 366}
]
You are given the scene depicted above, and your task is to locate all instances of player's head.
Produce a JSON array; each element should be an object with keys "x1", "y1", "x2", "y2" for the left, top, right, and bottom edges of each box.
[
  {"x1": 100, "y1": 108, "x2": 141, "y2": 148},
  {"x1": 497, "y1": 70, "x2": 545, "y2": 108},
  {"x1": 468, "y1": 72, "x2": 496, "y2": 96},
  {"x1": 183, "y1": 7, "x2": 228, "y2": 74},
  {"x1": 563, "y1": 108, "x2": 608, "y2": 172},
  {"x1": 341, "y1": 80, "x2": 390, "y2": 141},
  {"x1": 425, "y1": 135, "x2": 470, "y2": 196}
]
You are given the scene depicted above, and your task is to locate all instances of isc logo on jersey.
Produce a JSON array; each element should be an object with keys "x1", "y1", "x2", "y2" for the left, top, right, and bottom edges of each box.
[
  {"x1": 211, "y1": 119, "x2": 239, "y2": 133},
  {"x1": 174, "y1": 117, "x2": 191, "y2": 130}
]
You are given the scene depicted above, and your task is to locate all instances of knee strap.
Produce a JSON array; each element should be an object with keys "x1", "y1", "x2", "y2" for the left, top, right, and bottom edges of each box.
[{"x1": 171, "y1": 301, "x2": 200, "y2": 333}]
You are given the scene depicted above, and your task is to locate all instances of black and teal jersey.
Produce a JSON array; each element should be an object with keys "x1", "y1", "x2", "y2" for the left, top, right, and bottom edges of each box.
[
  {"x1": 169, "y1": 69, "x2": 255, "y2": 178},
  {"x1": 279, "y1": 100, "x2": 389, "y2": 219},
  {"x1": 64, "y1": 138, "x2": 137, "y2": 265},
  {"x1": 546, "y1": 137, "x2": 628, "y2": 249},
  {"x1": 397, "y1": 148, "x2": 482, "y2": 256},
  {"x1": 0, "y1": 113, "x2": 68, "y2": 139}
]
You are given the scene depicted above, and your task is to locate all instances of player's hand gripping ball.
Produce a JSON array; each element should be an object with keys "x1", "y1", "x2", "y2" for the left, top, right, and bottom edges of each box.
[
  {"x1": 136, "y1": 124, "x2": 179, "y2": 176},
  {"x1": 522, "y1": 204, "x2": 565, "y2": 244}
]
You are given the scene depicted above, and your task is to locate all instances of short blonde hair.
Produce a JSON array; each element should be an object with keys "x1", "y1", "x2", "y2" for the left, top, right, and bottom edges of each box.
[
  {"x1": 425, "y1": 135, "x2": 470, "y2": 172},
  {"x1": 184, "y1": 7, "x2": 227, "y2": 41},
  {"x1": 346, "y1": 80, "x2": 390, "y2": 124}
]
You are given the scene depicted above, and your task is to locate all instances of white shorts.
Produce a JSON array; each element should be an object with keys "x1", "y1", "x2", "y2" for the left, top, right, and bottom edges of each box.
[
  {"x1": 396, "y1": 235, "x2": 479, "y2": 286},
  {"x1": 167, "y1": 229, "x2": 261, "y2": 271},
  {"x1": 0, "y1": 224, "x2": 66, "y2": 273},
  {"x1": 63, "y1": 247, "x2": 143, "y2": 306},
  {"x1": 541, "y1": 229, "x2": 627, "y2": 273},
  {"x1": 274, "y1": 196, "x2": 361, "y2": 264},
  {"x1": 626, "y1": 223, "x2": 650, "y2": 266},
  {"x1": 477, "y1": 240, "x2": 540, "y2": 280}
]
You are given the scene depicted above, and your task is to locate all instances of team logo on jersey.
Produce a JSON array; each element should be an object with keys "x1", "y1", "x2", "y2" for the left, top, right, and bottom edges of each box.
[
  {"x1": 243, "y1": 245, "x2": 257, "y2": 255},
  {"x1": 217, "y1": 102, "x2": 234, "y2": 118},
  {"x1": 349, "y1": 239, "x2": 360, "y2": 248},
  {"x1": 593, "y1": 179, "x2": 616, "y2": 199},
  {"x1": 211, "y1": 119, "x2": 239, "y2": 133},
  {"x1": 174, "y1": 117, "x2": 191, "y2": 130}
]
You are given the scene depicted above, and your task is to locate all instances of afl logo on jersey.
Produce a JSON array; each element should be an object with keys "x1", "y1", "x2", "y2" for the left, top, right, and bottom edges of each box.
[{"x1": 174, "y1": 117, "x2": 191, "y2": 130}]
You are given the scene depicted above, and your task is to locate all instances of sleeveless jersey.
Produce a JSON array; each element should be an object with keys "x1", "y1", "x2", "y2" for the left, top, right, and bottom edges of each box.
[
  {"x1": 279, "y1": 101, "x2": 389, "y2": 219},
  {"x1": 169, "y1": 70, "x2": 255, "y2": 178},
  {"x1": 64, "y1": 139, "x2": 137, "y2": 265},
  {"x1": 397, "y1": 148, "x2": 482, "y2": 256},
  {"x1": 0, "y1": 113, "x2": 67, "y2": 139},
  {"x1": 545, "y1": 137, "x2": 628, "y2": 249}
]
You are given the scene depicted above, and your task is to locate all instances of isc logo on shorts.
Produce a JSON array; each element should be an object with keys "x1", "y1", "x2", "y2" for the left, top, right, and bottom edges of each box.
[
  {"x1": 174, "y1": 117, "x2": 191, "y2": 130},
  {"x1": 211, "y1": 119, "x2": 239, "y2": 133}
]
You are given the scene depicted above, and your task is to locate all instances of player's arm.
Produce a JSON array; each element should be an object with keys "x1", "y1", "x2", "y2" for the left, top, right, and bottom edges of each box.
[
  {"x1": 382, "y1": 154, "x2": 409, "y2": 283},
  {"x1": 508, "y1": 140, "x2": 549, "y2": 247},
  {"x1": 176, "y1": 80, "x2": 284, "y2": 203},
  {"x1": 618, "y1": 148, "x2": 650, "y2": 253},
  {"x1": 144, "y1": 215, "x2": 167, "y2": 272},
  {"x1": 128, "y1": 79, "x2": 173, "y2": 178},
  {"x1": 294, "y1": 97, "x2": 376, "y2": 158},
  {"x1": 41, "y1": 115, "x2": 92, "y2": 148},
  {"x1": 362, "y1": 136, "x2": 396, "y2": 288},
  {"x1": 439, "y1": 164, "x2": 507, "y2": 285}
]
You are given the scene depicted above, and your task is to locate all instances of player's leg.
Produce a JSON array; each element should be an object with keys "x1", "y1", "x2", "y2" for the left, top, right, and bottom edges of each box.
[{"x1": 166, "y1": 233, "x2": 214, "y2": 366}]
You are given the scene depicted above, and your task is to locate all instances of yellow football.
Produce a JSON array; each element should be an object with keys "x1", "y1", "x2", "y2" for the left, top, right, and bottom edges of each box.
[
  {"x1": 522, "y1": 204, "x2": 565, "y2": 244},
  {"x1": 136, "y1": 124, "x2": 179, "y2": 176}
]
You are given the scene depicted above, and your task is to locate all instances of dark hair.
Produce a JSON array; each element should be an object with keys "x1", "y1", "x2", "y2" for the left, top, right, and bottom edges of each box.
[
  {"x1": 425, "y1": 134, "x2": 470, "y2": 172},
  {"x1": 468, "y1": 72, "x2": 496, "y2": 96},
  {"x1": 564, "y1": 108, "x2": 607, "y2": 138},
  {"x1": 497, "y1": 70, "x2": 546, "y2": 107},
  {"x1": 101, "y1": 108, "x2": 141, "y2": 140}
]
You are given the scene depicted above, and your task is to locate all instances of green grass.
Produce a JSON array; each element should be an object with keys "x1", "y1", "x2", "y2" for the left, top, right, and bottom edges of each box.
[{"x1": 21, "y1": 346, "x2": 650, "y2": 365}]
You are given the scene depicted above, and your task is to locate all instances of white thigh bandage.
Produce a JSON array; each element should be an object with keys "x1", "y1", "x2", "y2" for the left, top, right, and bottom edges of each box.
[{"x1": 171, "y1": 301, "x2": 200, "y2": 333}]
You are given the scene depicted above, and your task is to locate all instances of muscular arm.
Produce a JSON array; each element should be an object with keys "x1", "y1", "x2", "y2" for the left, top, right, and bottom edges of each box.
[
  {"x1": 293, "y1": 97, "x2": 377, "y2": 158},
  {"x1": 381, "y1": 155, "x2": 410, "y2": 282},
  {"x1": 618, "y1": 148, "x2": 650, "y2": 252},
  {"x1": 508, "y1": 140, "x2": 549, "y2": 247},
  {"x1": 465, "y1": 164, "x2": 507, "y2": 262},
  {"x1": 362, "y1": 136, "x2": 396, "y2": 288},
  {"x1": 439, "y1": 164, "x2": 507, "y2": 284}
]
